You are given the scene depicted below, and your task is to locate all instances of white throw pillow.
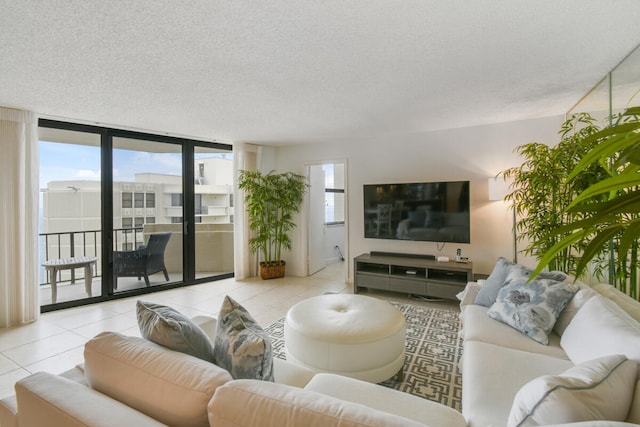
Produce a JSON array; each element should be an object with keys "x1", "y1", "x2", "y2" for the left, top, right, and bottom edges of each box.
[
  {"x1": 553, "y1": 286, "x2": 598, "y2": 335},
  {"x1": 561, "y1": 295, "x2": 640, "y2": 379},
  {"x1": 508, "y1": 355, "x2": 637, "y2": 427}
]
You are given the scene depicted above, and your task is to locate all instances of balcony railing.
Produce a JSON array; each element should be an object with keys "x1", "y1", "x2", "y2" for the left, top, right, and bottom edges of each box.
[
  {"x1": 39, "y1": 227, "x2": 145, "y2": 286},
  {"x1": 39, "y1": 224, "x2": 234, "y2": 290}
]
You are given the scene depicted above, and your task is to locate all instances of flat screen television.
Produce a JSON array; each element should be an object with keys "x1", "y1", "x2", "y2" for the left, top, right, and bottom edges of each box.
[{"x1": 363, "y1": 181, "x2": 470, "y2": 243}]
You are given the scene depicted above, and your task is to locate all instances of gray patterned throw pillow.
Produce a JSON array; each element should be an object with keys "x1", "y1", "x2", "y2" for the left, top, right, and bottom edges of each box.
[
  {"x1": 487, "y1": 277, "x2": 578, "y2": 345},
  {"x1": 136, "y1": 301, "x2": 216, "y2": 363},
  {"x1": 213, "y1": 296, "x2": 274, "y2": 381}
]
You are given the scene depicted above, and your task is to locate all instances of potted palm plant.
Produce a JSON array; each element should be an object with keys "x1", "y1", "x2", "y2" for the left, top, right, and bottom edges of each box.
[{"x1": 238, "y1": 170, "x2": 309, "y2": 279}]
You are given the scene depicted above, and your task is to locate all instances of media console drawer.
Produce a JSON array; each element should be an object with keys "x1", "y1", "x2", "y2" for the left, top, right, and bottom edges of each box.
[
  {"x1": 354, "y1": 253, "x2": 472, "y2": 301},
  {"x1": 355, "y1": 273, "x2": 389, "y2": 291},
  {"x1": 389, "y1": 277, "x2": 426, "y2": 294},
  {"x1": 427, "y1": 282, "x2": 465, "y2": 300}
]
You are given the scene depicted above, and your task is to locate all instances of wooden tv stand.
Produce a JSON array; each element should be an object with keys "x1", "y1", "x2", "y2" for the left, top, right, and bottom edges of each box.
[{"x1": 354, "y1": 253, "x2": 473, "y2": 300}]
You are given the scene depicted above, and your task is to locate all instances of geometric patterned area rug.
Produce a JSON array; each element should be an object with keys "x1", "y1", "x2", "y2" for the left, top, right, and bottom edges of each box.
[{"x1": 264, "y1": 301, "x2": 463, "y2": 411}]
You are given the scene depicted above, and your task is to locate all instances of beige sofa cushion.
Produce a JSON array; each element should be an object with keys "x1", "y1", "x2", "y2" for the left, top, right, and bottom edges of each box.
[
  {"x1": 462, "y1": 340, "x2": 574, "y2": 427},
  {"x1": 461, "y1": 304, "x2": 568, "y2": 359},
  {"x1": 84, "y1": 331, "x2": 232, "y2": 427},
  {"x1": 208, "y1": 379, "x2": 428, "y2": 427}
]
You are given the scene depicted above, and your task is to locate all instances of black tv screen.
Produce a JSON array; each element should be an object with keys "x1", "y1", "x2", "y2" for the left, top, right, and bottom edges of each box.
[{"x1": 363, "y1": 181, "x2": 470, "y2": 243}]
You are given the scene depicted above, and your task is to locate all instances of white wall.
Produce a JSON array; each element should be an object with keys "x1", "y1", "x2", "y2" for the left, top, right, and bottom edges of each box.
[
  {"x1": 325, "y1": 224, "x2": 345, "y2": 262},
  {"x1": 272, "y1": 115, "x2": 564, "y2": 282}
]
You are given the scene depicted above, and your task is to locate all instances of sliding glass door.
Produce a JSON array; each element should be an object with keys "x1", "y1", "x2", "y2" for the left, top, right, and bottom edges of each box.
[
  {"x1": 38, "y1": 120, "x2": 233, "y2": 311},
  {"x1": 111, "y1": 136, "x2": 184, "y2": 292},
  {"x1": 194, "y1": 145, "x2": 234, "y2": 278}
]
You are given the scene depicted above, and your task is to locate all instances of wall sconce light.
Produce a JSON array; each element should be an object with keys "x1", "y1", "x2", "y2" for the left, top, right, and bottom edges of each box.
[{"x1": 488, "y1": 176, "x2": 518, "y2": 263}]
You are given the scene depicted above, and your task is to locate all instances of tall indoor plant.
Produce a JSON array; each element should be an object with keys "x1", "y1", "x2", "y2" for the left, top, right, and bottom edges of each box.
[
  {"x1": 500, "y1": 112, "x2": 607, "y2": 273},
  {"x1": 532, "y1": 106, "x2": 640, "y2": 299},
  {"x1": 238, "y1": 170, "x2": 309, "y2": 279}
]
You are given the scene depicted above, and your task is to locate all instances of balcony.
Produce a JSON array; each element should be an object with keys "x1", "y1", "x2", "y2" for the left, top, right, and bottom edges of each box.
[{"x1": 39, "y1": 224, "x2": 234, "y2": 306}]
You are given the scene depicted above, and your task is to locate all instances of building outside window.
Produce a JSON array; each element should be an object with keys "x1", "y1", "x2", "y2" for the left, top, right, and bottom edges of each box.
[
  {"x1": 323, "y1": 163, "x2": 345, "y2": 225},
  {"x1": 134, "y1": 192, "x2": 144, "y2": 208},
  {"x1": 122, "y1": 192, "x2": 133, "y2": 208}
]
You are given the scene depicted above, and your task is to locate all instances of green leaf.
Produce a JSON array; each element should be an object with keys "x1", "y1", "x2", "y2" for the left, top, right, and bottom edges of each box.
[
  {"x1": 568, "y1": 129, "x2": 640, "y2": 180},
  {"x1": 568, "y1": 174, "x2": 640, "y2": 209},
  {"x1": 574, "y1": 226, "x2": 623, "y2": 278},
  {"x1": 619, "y1": 220, "x2": 640, "y2": 260},
  {"x1": 568, "y1": 192, "x2": 640, "y2": 215},
  {"x1": 530, "y1": 231, "x2": 586, "y2": 279}
]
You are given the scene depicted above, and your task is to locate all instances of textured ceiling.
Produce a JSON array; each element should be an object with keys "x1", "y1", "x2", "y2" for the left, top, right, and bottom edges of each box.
[{"x1": 1, "y1": 1, "x2": 639, "y2": 145}]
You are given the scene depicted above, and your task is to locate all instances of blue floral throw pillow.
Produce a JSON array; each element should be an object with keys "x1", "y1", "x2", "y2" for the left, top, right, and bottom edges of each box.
[
  {"x1": 487, "y1": 277, "x2": 578, "y2": 345},
  {"x1": 213, "y1": 296, "x2": 274, "y2": 381},
  {"x1": 474, "y1": 258, "x2": 568, "y2": 308}
]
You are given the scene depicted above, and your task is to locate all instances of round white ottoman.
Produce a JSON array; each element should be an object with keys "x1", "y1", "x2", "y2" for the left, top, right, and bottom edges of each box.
[{"x1": 284, "y1": 294, "x2": 406, "y2": 383}]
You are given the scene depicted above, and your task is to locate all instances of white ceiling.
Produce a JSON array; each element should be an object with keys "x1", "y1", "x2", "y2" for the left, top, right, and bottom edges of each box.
[{"x1": 1, "y1": 1, "x2": 639, "y2": 145}]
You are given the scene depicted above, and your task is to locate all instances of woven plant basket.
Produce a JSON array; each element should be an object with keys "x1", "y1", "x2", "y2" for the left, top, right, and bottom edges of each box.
[{"x1": 260, "y1": 261, "x2": 286, "y2": 280}]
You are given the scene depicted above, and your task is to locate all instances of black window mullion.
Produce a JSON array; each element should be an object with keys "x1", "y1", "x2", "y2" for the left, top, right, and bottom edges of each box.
[{"x1": 183, "y1": 143, "x2": 195, "y2": 282}]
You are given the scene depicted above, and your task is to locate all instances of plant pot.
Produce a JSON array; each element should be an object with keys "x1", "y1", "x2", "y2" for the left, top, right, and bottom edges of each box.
[{"x1": 260, "y1": 261, "x2": 286, "y2": 280}]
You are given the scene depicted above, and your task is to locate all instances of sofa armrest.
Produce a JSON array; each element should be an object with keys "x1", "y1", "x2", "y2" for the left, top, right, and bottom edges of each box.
[
  {"x1": 191, "y1": 315, "x2": 217, "y2": 341},
  {"x1": 15, "y1": 372, "x2": 166, "y2": 427},
  {"x1": 305, "y1": 373, "x2": 466, "y2": 427},
  {"x1": 273, "y1": 357, "x2": 315, "y2": 387},
  {"x1": 457, "y1": 281, "x2": 481, "y2": 309},
  {"x1": 0, "y1": 395, "x2": 18, "y2": 427}
]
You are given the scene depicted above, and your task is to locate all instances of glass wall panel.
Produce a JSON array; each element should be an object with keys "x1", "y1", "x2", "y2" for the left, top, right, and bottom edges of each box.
[
  {"x1": 39, "y1": 128, "x2": 102, "y2": 306},
  {"x1": 568, "y1": 44, "x2": 640, "y2": 124},
  {"x1": 611, "y1": 44, "x2": 640, "y2": 116},
  {"x1": 112, "y1": 137, "x2": 183, "y2": 291},
  {"x1": 566, "y1": 75, "x2": 611, "y2": 125},
  {"x1": 565, "y1": 43, "x2": 640, "y2": 292}
]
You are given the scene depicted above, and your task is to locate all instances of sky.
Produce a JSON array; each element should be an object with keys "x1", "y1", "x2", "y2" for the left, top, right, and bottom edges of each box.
[{"x1": 39, "y1": 141, "x2": 230, "y2": 189}]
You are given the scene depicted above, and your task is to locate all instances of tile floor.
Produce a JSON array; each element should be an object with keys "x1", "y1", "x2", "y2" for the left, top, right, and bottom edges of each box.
[{"x1": 0, "y1": 261, "x2": 458, "y2": 399}]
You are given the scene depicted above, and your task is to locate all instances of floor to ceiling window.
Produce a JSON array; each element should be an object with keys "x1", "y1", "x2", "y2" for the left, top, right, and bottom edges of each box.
[
  {"x1": 38, "y1": 120, "x2": 233, "y2": 311},
  {"x1": 194, "y1": 145, "x2": 234, "y2": 278},
  {"x1": 111, "y1": 136, "x2": 184, "y2": 293},
  {"x1": 39, "y1": 127, "x2": 103, "y2": 307}
]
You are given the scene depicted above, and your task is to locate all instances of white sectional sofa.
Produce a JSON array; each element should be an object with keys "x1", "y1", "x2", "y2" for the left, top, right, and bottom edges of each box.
[
  {"x1": 0, "y1": 315, "x2": 465, "y2": 427},
  {"x1": 459, "y1": 262, "x2": 640, "y2": 427},
  {"x1": 1, "y1": 267, "x2": 639, "y2": 427}
]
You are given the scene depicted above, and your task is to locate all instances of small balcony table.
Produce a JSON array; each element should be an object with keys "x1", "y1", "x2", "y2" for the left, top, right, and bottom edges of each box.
[{"x1": 42, "y1": 256, "x2": 98, "y2": 304}]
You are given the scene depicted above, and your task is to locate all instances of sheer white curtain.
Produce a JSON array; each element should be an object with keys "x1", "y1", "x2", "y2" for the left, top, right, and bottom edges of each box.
[
  {"x1": 233, "y1": 142, "x2": 259, "y2": 279},
  {"x1": 0, "y1": 107, "x2": 39, "y2": 327}
]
